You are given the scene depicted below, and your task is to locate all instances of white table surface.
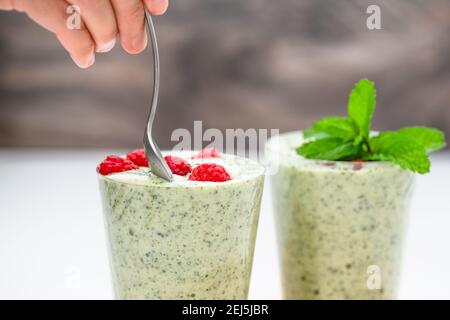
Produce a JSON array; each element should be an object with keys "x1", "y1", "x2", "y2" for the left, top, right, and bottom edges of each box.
[{"x1": 0, "y1": 150, "x2": 449, "y2": 300}]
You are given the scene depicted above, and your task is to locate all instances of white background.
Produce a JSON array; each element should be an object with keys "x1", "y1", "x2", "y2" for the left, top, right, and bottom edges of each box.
[{"x1": 0, "y1": 150, "x2": 449, "y2": 299}]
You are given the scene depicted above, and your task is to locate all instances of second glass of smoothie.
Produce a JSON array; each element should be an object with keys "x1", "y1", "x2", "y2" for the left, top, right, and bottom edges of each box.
[
  {"x1": 98, "y1": 151, "x2": 265, "y2": 300},
  {"x1": 266, "y1": 132, "x2": 414, "y2": 299}
]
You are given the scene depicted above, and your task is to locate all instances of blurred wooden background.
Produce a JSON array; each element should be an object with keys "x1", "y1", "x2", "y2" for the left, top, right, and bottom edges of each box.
[{"x1": 0, "y1": 0, "x2": 449, "y2": 149}]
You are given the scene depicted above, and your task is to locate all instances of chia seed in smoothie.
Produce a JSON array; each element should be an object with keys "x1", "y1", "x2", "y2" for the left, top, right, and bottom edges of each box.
[
  {"x1": 98, "y1": 151, "x2": 265, "y2": 300},
  {"x1": 266, "y1": 132, "x2": 414, "y2": 299}
]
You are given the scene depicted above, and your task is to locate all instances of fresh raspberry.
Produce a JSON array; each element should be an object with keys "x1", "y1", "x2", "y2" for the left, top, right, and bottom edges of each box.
[
  {"x1": 189, "y1": 163, "x2": 231, "y2": 182},
  {"x1": 164, "y1": 155, "x2": 192, "y2": 176},
  {"x1": 126, "y1": 149, "x2": 148, "y2": 167},
  {"x1": 97, "y1": 156, "x2": 138, "y2": 175},
  {"x1": 191, "y1": 148, "x2": 221, "y2": 159}
]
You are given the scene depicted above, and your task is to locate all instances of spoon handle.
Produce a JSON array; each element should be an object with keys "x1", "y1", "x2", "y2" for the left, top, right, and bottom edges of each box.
[
  {"x1": 143, "y1": 10, "x2": 173, "y2": 182},
  {"x1": 145, "y1": 10, "x2": 160, "y2": 134}
]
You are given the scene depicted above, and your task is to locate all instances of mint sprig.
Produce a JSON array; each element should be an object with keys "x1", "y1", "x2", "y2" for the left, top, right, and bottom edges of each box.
[{"x1": 297, "y1": 79, "x2": 447, "y2": 174}]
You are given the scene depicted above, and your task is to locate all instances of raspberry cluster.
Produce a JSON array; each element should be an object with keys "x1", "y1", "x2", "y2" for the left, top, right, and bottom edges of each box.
[{"x1": 98, "y1": 148, "x2": 232, "y2": 182}]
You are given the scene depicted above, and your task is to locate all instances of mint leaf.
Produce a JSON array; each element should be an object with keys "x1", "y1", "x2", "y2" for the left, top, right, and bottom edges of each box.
[
  {"x1": 348, "y1": 79, "x2": 376, "y2": 140},
  {"x1": 396, "y1": 126, "x2": 446, "y2": 153},
  {"x1": 297, "y1": 137, "x2": 360, "y2": 161},
  {"x1": 364, "y1": 132, "x2": 430, "y2": 174},
  {"x1": 304, "y1": 116, "x2": 358, "y2": 142}
]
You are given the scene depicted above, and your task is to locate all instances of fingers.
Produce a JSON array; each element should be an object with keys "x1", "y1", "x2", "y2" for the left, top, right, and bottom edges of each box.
[
  {"x1": 14, "y1": 0, "x2": 96, "y2": 68},
  {"x1": 0, "y1": 0, "x2": 15, "y2": 10},
  {"x1": 110, "y1": 0, "x2": 169, "y2": 54},
  {"x1": 110, "y1": 0, "x2": 147, "y2": 54},
  {"x1": 143, "y1": 0, "x2": 169, "y2": 15},
  {"x1": 8, "y1": 0, "x2": 170, "y2": 68},
  {"x1": 67, "y1": 0, "x2": 117, "y2": 53}
]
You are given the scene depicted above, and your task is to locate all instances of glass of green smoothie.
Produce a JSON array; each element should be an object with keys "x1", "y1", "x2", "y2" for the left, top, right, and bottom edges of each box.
[
  {"x1": 267, "y1": 131, "x2": 415, "y2": 299},
  {"x1": 266, "y1": 79, "x2": 446, "y2": 299},
  {"x1": 98, "y1": 149, "x2": 265, "y2": 300}
]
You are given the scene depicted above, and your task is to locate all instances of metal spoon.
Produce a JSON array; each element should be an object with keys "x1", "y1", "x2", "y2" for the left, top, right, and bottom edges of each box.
[{"x1": 143, "y1": 10, "x2": 173, "y2": 182}]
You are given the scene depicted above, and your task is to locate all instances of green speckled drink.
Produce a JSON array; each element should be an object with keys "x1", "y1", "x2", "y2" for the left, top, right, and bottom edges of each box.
[
  {"x1": 266, "y1": 132, "x2": 414, "y2": 299},
  {"x1": 98, "y1": 151, "x2": 264, "y2": 300}
]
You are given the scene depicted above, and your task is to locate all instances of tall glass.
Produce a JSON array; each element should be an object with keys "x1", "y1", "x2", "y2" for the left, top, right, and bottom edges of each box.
[
  {"x1": 98, "y1": 155, "x2": 264, "y2": 300},
  {"x1": 266, "y1": 132, "x2": 414, "y2": 299}
]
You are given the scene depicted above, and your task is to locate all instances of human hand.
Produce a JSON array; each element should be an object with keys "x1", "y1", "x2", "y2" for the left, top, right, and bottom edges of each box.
[{"x1": 0, "y1": 0, "x2": 169, "y2": 68}]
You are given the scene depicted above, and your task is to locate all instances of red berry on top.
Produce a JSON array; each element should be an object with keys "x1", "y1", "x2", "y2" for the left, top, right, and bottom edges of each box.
[
  {"x1": 97, "y1": 156, "x2": 138, "y2": 176},
  {"x1": 126, "y1": 149, "x2": 149, "y2": 167},
  {"x1": 189, "y1": 163, "x2": 231, "y2": 182},
  {"x1": 164, "y1": 155, "x2": 192, "y2": 176},
  {"x1": 191, "y1": 148, "x2": 221, "y2": 159}
]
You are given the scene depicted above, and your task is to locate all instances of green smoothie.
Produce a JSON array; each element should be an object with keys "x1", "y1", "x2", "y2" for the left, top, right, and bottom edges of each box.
[
  {"x1": 266, "y1": 132, "x2": 414, "y2": 299},
  {"x1": 98, "y1": 151, "x2": 264, "y2": 300}
]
